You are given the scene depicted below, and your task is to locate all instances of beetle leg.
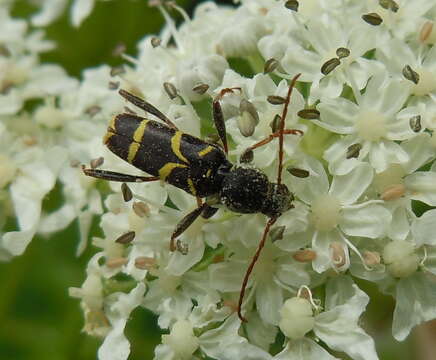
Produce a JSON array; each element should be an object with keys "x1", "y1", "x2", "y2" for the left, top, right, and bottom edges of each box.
[
  {"x1": 244, "y1": 128, "x2": 303, "y2": 152},
  {"x1": 237, "y1": 216, "x2": 277, "y2": 322},
  {"x1": 170, "y1": 203, "x2": 208, "y2": 252},
  {"x1": 82, "y1": 167, "x2": 160, "y2": 182},
  {"x1": 277, "y1": 73, "x2": 302, "y2": 185},
  {"x1": 212, "y1": 87, "x2": 242, "y2": 155},
  {"x1": 201, "y1": 205, "x2": 219, "y2": 219},
  {"x1": 118, "y1": 89, "x2": 178, "y2": 130},
  {"x1": 240, "y1": 128, "x2": 303, "y2": 162}
]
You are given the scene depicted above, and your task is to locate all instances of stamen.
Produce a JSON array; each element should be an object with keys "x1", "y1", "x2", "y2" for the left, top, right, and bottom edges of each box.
[{"x1": 342, "y1": 237, "x2": 373, "y2": 271}]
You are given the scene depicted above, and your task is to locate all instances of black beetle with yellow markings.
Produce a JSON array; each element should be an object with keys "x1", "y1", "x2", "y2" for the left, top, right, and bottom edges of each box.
[{"x1": 83, "y1": 73, "x2": 303, "y2": 322}]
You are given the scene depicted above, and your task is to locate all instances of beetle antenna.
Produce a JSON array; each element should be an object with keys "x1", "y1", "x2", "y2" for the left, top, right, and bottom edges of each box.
[
  {"x1": 277, "y1": 73, "x2": 301, "y2": 185},
  {"x1": 237, "y1": 217, "x2": 277, "y2": 322}
]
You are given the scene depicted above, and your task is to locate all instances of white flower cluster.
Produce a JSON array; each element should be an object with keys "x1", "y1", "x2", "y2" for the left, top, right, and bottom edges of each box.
[{"x1": 2, "y1": 0, "x2": 436, "y2": 359}]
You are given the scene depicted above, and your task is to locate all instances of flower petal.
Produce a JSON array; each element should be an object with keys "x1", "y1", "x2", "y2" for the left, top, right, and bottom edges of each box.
[
  {"x1": 314, "y1": 279, "x2": 378, "y2": 360},
  {"x1": 392, "y1": 273, "x2": 436, "y2": 341},
  {"x1": 405, "y1": 172, "x2": 436, "y2": 206},
  {"x1": 273, "y1": 338, "x2": 339, "y2": 360},
  {"x1": 340, "y1": 202, "x2": 391, "y2": 238},
  {"x1": 329, "y1": 163, "x2": 373, "y2": 205},
  {"x1": 411, "y1": 209, "x2": 436, "y2": 246}
]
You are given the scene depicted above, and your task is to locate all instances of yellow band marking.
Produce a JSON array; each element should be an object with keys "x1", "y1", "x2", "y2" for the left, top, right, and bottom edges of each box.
[
  {"x1": 158, "y1": 162, "x2": 187, "y2": 181},
  {"x1": 109, "y1": 115, "x2": 116, "y2": 131},
  {"x1": 171, "y1": 131, "x2": 189, "y2": 163},
  {"x1": 103, "y1": 131, "x2": 114, "y2": 145},
  {"x1": 206, "y1": 169, "x2": 212, "y2": 178},
  {"x1": 127, "y1": 142, "x2": 140, "y2": 163},
  {"x1": 198, "y1": 145, "x2": 214, "y2": 157},
  {"x1": 187, "y1": 178, "x2": 197, "y2": 195},
  {"x1": 133, "y1": 120, "x2": 148, "y2": 143}
]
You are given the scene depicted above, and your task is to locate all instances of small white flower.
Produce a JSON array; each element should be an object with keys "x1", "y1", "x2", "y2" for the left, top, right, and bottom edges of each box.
[
  {"x1": 279, "y1": 297, "x2": 315, "y2": 340},
  {"x1": 286, "y1": 156, "x2": 391, "y2": 273},
  {"x1": 383, "y1": 239, "x2": 420, "y2": 278},
  {"x1": 316, "y1": 73, "x2": 416, "y2": 174},
  {"x1": 276, "y1": 277, "x2": 378, "y2": 360},
  {"x1": 98, "y1": 283, "x2": 146, "y2": 360}
]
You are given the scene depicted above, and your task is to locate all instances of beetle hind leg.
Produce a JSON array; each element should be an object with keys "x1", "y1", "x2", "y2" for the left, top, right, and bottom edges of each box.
[{"x1": 82, "y1": 167, "x2": 160, "y2": 182}]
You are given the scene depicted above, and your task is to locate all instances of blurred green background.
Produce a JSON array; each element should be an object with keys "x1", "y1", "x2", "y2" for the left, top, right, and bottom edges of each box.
[{"x1": 0, "y1": 1, "x2": 422, "y2": 359}]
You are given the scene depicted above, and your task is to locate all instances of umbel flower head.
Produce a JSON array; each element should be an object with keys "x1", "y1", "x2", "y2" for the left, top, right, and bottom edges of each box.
[{"x1": 2, "y1": 0, "x2": 436, "y2": 360}]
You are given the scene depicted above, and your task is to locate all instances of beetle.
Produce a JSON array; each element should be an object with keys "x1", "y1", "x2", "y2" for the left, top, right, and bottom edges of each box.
[{"x1": 83, "y1": 73, "x2": 303, "y2": 321}]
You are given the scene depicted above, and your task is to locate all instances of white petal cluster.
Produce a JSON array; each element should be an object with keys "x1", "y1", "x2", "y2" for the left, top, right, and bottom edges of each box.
[{"x1": 2, "y1": 0, "x2": 436, "y2": 360}]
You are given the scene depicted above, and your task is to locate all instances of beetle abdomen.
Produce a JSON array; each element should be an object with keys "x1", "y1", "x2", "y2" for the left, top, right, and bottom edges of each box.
[{"x1": 104, "y1": 113, "x2": 230, "y2": 197}]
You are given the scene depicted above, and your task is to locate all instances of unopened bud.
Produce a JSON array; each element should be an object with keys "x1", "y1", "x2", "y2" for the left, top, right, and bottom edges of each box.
[
  {"x1": 90, "y1": 157, "x2": 104, "y2": 169},
  {"x1": 336, "y1": 47, "x2": 350, "y2": 59},
  {"x1": 363, "y1": 250, "x2": 381, "y2": 266},
  {"x1": 380, "y1": 184, "x2": 406, "y2": 201},
  {"x1": 362, "y1": 13, "x2": 383, "y2": 26},
  {"x1": 279, "y1": 297, "x2": 314, "y2": 340},
  {"x1": 284, "y1": 0, "x2": 299, "y2": 11},
  {"x1": 346, "y1": 143, "x2": 362, "y2": 159},
  {"x1": 403, "y1": 65, "x2": 420, "y2": 84},
  {"x1": 269, "y1": 226, "x2": 286, "y2": 242},
  {"x1": 151, "y1": 37, "x2": 161, "y2": 47},
  {"x1": 106, "y1": 257, "x2": 128, "y2": 268},
  {"x1": 115, "y1": 231, "x2": 135, "y2": 244},
  {"x1": 379, "y1": 0, "x2": 399, "y2": 12},
  {"x1": 237, "y1": 99, "x2": 259, "y2": 137},
  {"x1": 297, "y1": 109, "x2": 320, "y2": 120},
  {"x1": 419, "y1": 21, "x2": 434, "y2": 43},
  {"x1": 110, "y1": 66, "x2": 125, "y2": 77},
  {"x1": 192, "y1": 83, "x2": 209, "y2": 95},
  {"x1": 267, "y1": 95, "x2": 287, "y2": 105},
  {"x1": 293, "y1": 249, "x2": 317, "y2": 262},
  {"x1": 163, "y1": 82, "x2": 178, "y2": 99},
  {"x1": 321, "y1": 58, "x2": 340, "y2": 75},
  {"x1": 270, "y1": 114, "x2": 281, "y2": 132},
  {"x1": 330, "y1": 242, "x2": 349, "y2": 271},
  {"x1": 383, "y1": 240, "x2": 419, "y2": 278},
  {"x1": 132, "y1": 201, "x2": 150, "y2": 218},
  {"x1": 409, "y1": 115, "x2": 422, "y2": 132},
  {"x1": 264, "y1": 58, "x2": 280, "y2": 74},
  {"x1": 134, "y1": 256, "x2": 156, "y2": 270},
  {"x1": 121, "y1": 183, "x2": 133, "y2": 202},
  {"x1": 287, "y1": 167, "x2": 310, "y2": 178}
]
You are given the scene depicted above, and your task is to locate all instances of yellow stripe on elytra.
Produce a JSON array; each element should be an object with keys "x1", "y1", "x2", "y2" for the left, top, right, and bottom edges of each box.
[
  {"x1": 171, "y1": 131, "x2": 189, "y2": 163},
  {"x1": 133, "y1": 120, "x2": 148, "y2": 143},
  {"x1": 127, "y1": 142, "x2": 140, "y2": 163},
  {"x1": 103, "y1": 131, "x2": 114, "y2": 145},
  {"x1": 109, "y1": 115, "x2": 117, "y2": 130},
  {"x1": 187, "y1": 178, "x2": 197, "y2": 195},
  {"x1": 125, "y1": 120, "x2": 149, "y2": 163},
  {"x1": 158, "y1": 162, "x2": 187, "y2": 181},
  {"x1": 198, "y1": 145, "x2": 214, "y2": 157}
]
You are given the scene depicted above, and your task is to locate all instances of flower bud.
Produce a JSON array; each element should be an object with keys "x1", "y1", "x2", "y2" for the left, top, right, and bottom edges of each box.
[
  {"x1": 162, "y1": 320, "x2": 199, "y2": 359},
  {"x1": 383, "y1": 240, "x2": 419, "y2": 278},
  {"x1": 279, "y1": 297, "x2": 315, "y2": 339}
]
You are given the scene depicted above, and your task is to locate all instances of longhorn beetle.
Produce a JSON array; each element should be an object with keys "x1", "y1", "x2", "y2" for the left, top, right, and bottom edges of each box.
[{"x1": 83, "y1": 73, "x2": 303, "y2": 321}]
